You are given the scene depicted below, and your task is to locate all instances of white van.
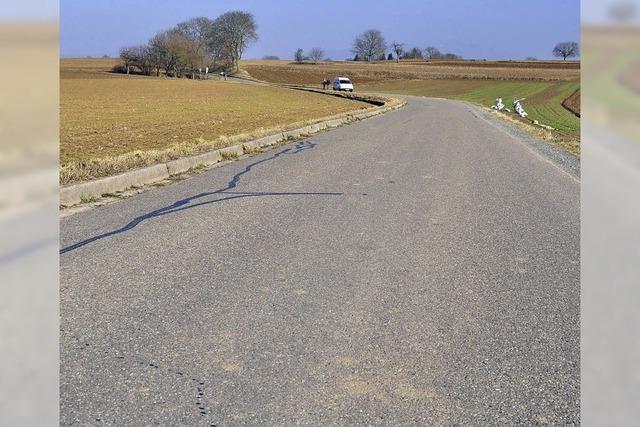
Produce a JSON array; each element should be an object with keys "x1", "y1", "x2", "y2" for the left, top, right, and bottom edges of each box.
[{"x1": 333, "y1": 77, "x2": 354, "y2": 92}]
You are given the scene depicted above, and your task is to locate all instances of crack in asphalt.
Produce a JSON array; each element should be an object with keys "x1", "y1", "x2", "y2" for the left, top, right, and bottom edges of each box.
[
  {"x1": 66, "y1": 334, "x2": 218, "y2": 425},
  {"x1": 60, "y1": 140, "x2": 343, "y2": 254}
]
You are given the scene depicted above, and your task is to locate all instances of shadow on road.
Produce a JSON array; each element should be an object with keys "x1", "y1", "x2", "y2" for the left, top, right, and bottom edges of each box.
[{"x1": 61, "y1": 141, "x2": 342, "y2": 254}]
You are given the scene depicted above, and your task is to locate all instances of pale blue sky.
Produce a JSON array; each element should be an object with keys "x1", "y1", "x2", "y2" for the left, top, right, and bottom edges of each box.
[{"x1": 60, "y1": 0, "x2": 581, "y2": 60}]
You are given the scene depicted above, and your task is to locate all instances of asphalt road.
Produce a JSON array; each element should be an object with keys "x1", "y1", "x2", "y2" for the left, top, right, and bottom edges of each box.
[{"x1": 60, "y1": 97, "x2": 580, "y2": 425}]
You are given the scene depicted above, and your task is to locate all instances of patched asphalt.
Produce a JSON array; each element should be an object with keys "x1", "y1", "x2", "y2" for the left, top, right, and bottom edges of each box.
[{"x1": 60, "y1": 96, "x2": 579, "y2": 425}]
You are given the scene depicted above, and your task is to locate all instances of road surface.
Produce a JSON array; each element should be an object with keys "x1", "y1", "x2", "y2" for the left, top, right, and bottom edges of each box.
[{"x1": 60, "y1": 97, "x2": 580, "y2": 425}]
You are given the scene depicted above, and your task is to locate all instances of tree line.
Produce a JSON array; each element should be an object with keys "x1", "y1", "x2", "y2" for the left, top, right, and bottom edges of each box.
[
  {"x1": 292, "y1": 29, "x2": 461, "y2": 63},
  {"x1": 292, "y1": 30, "x2": 579, "y2": 63},
  {"x1": 118, "y1": 10, "x2": 257, "y2": 78},
  {"x1": 352, "y1": 30, "x2": 461, "y2": 62},
  {"x1": 293, "y1": 47, "x2": 326, "y2": 63}
]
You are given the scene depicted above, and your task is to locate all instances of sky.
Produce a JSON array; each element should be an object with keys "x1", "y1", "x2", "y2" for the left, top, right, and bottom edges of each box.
[{"x1": 60, "y1": 0, "x2": 581, "y2": 60}]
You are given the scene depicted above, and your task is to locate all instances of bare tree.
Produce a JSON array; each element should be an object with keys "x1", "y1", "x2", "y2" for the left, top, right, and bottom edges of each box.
[
  {"x1": 147, "y1": 35, "x2": 164, "y2": 76},
  {"x1": 352, "y1": 29, "x2": 387, "y2": 62},
  {"x1": 553, "y1": 42, "x2": 579, "y2": 60},
  {"x1": 175, "y1": 17, "x2": 215, "y2": 77},
  {"x1": 309, "y1": 47, "x2": 324, "y2": 63},
  {"x1": 171, "y1": 30, "x2": 194, "y2": 76},
  {"x1": 403, "y1": 47, "x2": 423, "y2": 59},
  {"x1": 391, "y1": 41, "x2": 404, "y2": 63},
  {"x1": 424, "y1": 46, "x2": 441, "y2": 60},
  {"x1": 209, "y1": 11, "x2": 258, "y2": 72},
  {"x1": 118, "y1": 45, "x2": 153, "y2": 75},
  {"x1": 176, "y1": 17, "x2": 213, "y2": 52},
  {"x1": 117, "y1": 10, "x2": 257, "y2": 78},
  {"x1": 294, "y1": 48, "x2": 305, "y2": 63},
  {"x1": 147, "y1": 28, "x2": 207, "y2": 78},
  {"x1": 148, "y1": 31, "x2": 173, "y2": 76},
  {"x1": 133, "y1": 45, "x2": 154, "y2": 75},
  {"x1": 119, "y1": 46, "x2": 137, "y2": 74}
]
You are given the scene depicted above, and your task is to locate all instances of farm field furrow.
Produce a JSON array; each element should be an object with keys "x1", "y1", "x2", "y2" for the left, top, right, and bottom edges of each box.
[{"x1": 242, "y1": 60, "x2": 580, "y2": 83}]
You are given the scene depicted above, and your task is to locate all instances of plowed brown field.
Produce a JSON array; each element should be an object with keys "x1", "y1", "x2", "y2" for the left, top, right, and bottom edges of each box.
[
  {"x1": 562, "y1": 90, "x2": 581, "y2": 116},
  {"x1": 241, "y1": 59, "x2": 579, "y2": 85}
]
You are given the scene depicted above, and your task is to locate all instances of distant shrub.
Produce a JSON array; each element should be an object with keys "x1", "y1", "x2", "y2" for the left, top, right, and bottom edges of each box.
[
  {"x1": 442, "y1": 53, "x2": 462, "y2": 60},
  {"x1": 111, "y1": 64, "x2": 128, "y2": 74},
  {"x1": 402, "y1": 47, "x2": 423, "y2": 60}
]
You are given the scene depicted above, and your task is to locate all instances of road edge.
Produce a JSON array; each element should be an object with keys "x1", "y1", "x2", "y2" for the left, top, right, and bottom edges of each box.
[
  {"x1": 465, "y1": 102, "x2": 581, "y2": 181},
  {"x1": 60, "y1": 94, "x2": 406, "y2": 207}
]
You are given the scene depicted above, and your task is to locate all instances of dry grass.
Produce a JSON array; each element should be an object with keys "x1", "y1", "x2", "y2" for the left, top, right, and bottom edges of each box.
[{"x1": 60, "y1": 58, "x2": 370, "y2": 184}]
